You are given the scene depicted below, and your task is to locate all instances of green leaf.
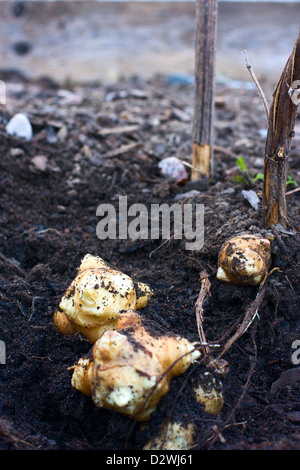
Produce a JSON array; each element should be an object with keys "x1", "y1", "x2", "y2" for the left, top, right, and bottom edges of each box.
[
  {"x1": 286, "y1": 175, "x2": 298, "y2": 188},
  {"x1": 232, "y1": 174, "x2": 248, "y2": 185},
  {"x1": 253, "y1": 172, "x2": 264, "y2": 182},
  {"x1": 236, "y1": 156, "x2": 247, "y2": 172}
]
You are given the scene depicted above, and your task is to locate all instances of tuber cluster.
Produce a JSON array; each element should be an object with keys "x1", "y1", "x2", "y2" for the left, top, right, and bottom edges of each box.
[
  {"x1": 54, "y1": 254, "x2": 201, "y2": 421},
  {"x1": 53, "y1": 232, "x2": 271, "y2": 425}
]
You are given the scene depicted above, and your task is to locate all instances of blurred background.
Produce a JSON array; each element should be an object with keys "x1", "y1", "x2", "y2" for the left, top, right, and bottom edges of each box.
[{"x1": 0, "y1": 0, "x2": 299, "y2": 86}]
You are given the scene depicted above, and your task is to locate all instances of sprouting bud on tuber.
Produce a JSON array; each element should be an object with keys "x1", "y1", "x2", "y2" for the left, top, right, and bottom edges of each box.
[
  {"x1": 193, "y1": 371, "x2": 224, "y2": 415},
  {"x1": 54, "y1": 254, "x2": 153, "y2": 343},
  {"x1": 216, "y1": 234, "x2": 271, "y2": 286},
  {"x1": 143, "y1": 422, "x2": 195, "y2": 450},
  {"x1": 71, "y1": 317, "x2": 201, "y2": 421}
]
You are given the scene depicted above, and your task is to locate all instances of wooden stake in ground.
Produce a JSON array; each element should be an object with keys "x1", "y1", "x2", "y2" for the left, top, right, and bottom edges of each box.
[
  {"x1": 191, "y1": 0, "x2": 218, "y2": 180},
  {"x1": 263, "y1": 33, "x2": 300, "y2": 228}
]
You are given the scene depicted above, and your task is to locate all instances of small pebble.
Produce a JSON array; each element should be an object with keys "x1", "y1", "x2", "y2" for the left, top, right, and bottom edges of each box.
[
  {"x1": 221, "y1": 187, "x2": 235, "y2": 195},
  {"x1": 158, "y1": 156, "x2": 188, "y2": 183},
  {"x1": 6, "y1": 113, "x2": 33, "y2": 141},
  {"x1": 174, "y1": 190, "x2": 201, "y2": 200},
  {"x1": 57, "y1": 124, "x2": 68, "y2": 142},
  {"x1": 258, "y1": 128, "x2": 268, "y2": 139},
  {"x1": 253, "y1": 157, "x2": 264, "y2": 168},
  {"x1": 10, "y1": 148, "x2": 24, "y2": 157},
  {"x1": 242, "y1": 189, "x2": 260, "y2": 211},
  {"x1": 31, "y1": 155, "x2": 48, "y2": 172},
  {"x1": 167, "y1": 73, "x2": 194, "y2": 86}
]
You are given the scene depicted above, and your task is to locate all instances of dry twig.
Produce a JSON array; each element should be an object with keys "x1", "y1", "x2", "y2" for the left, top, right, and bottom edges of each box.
[
  {"x1": 102, "y1": 142, "x2": 141, "y2": 159},
  {"x1": 195, "y1": 271, "x2": 228, "y2": 374},
  {"x1": 271, "y1": 226, "x2": 288, "y2": 256},
  {"x1": 98, "y1": 125, "x2": 139, "y2": 136},
  {"x1": 242, "y1": 50, "x2": 269, "y2": 120},
  {"x1": 0, "y1": 252, "x2": 25, "y2": 276},
  {"x1": 214, "y1": 267, "x2": 279, "y2": 362},
  {"x1": 206, "y1": 323, "x2": 258, "y2": 449},
  {"x1": 195, "y1": 271, "x2": 212, "y2": 357},
  {"x1": 126, "y1": 348, "x2": 200, "y2": 449},
  {"x1": 286, "y1": 187, "x2": 300, "y2": 196},
  {"x1": 0, "y1": 418, "x2": 36, "y2": 449}
]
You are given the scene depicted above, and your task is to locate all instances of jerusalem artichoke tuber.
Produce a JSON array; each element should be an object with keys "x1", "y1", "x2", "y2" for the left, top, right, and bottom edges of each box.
[
  {"x1": 216, "y1": 234, "x2": 271, "y2": 286},
  {"x1": 193, "y1": 371, "x2": 224, "y2": 415},
  {"x1": 54, "y1": 254, "x2": 152, "y2": 343},
  {"x1": 143, "y1": 422, "x2": 195, "y2": 450},
  {"x1": 71, "y1": 318, "x2": 200, "y2": 421}
]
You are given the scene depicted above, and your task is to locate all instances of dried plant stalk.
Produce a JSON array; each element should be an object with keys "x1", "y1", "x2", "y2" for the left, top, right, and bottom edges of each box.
[
  {"x1": 263, "y1": 33, "x2": 300, "y2": 228},
  {"x1": 242, "y1": 50, "x2": 269, "y2": 120},
  {"x1": 195, "y1": 271, "x2": 212, "y2": 357},
  {"x1": 191, "y1": 0, "x2": 218, "y2": 180},
  {"x1": 215, "y1": 284, "x2": 266, "y2": 361},
  {"x1": 195, "y1": 271, "x2": 228, "y2": 375}
]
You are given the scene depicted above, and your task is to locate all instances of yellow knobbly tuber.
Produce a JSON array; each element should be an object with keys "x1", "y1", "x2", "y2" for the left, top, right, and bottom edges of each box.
[
  {"x1": 216, "y1": 234, "x2": 271, "y2": 286},
  {"x1": 193, "y1": 371, "x2": 224, "y2": 415},
  {"x1": 54, "y1": 254, "x2": 153, "y2": 343},
  {"x1": 143, "y1": 422, "x2": 195, "y2": 450},
  {"x1": 71, "y1": 317, "x2": 201, "y2": 421}
]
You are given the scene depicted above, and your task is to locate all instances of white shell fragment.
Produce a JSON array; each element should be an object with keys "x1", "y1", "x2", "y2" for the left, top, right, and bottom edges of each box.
[
  {"x1": 158, "y1": 156, "x2": 188, "y2": 183},
  {"x1": 30, "y1": 155, "x2": 48, "y2": 172},
  {"x1": 6, "y1": 113, "x2": 33, "y2": 141},
  {"x1": 216, "y1": 234, "x2": 271, "y2": 286},
  {"x1": 242, "y1": 189, "x2": 260, "y2": 211}
]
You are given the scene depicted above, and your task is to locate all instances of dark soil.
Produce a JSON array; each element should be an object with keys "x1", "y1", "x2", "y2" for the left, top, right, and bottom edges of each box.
[{"x1": 0, "y1": 73, "x2": 299, "y2": 451}]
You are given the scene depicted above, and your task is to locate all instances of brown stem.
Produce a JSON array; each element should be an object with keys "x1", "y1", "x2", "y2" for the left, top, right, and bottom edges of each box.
[
  {"x1": 263, "y1": 33, "x2": 300, "y2": 228},
  {"x1": 195, "y1": 271, "x2": 228, "y2": 375},
  {"x1": 191, "y1": 0, "x2": 218, "y2": 180},
  {"x1": 215, "y1": 285, "x2": 266, "y2": 361},
  {"x1": 242, "y1": 49, "x2": 269, "y2": 121},
  {"x1": 215, "y1": 268, "x2": 279, "y2": 362},
  {"x1": 195, "y1": 271, "x2": 212, "y2": 357}
]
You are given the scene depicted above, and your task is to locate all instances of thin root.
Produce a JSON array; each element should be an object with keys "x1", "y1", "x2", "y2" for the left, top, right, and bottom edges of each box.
[
  {"x1": 195, "y1": 271, "x2": 229, "y2": 374},
  {"x1": 213, "y1": 267, "x2": 279, "y2": 362}
]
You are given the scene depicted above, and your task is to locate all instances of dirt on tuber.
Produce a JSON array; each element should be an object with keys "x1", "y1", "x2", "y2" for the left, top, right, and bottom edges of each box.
[
  {"x1": 54, "y1": 254, "x2": 153, "y2": 343},
  {"x1": 216, "y1": 234, "x2": 272, "y2": 286},
  {"x1": 71, "y1": 314, "x2": 200, "y2": 421},
  {"x1": 143, "y1": 422, "x2": 195, "y2": 450}
]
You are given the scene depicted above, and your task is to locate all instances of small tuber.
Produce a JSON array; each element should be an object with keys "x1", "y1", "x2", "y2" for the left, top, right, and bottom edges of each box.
[
  {"x1": 216, "y1": 234, "x2": 271, "y2": 286},
  {"x1": 54, "y1": 254, "x2": 153, "y2": 343},
  {"x1": 193, "y1": 371, "x2": 224, "y2": 415},
  {"x1": 143, "y1": 422, "x2": 195, "y2": 450},
  {"x1": 71, "y1": 316, "x2": 200, "y2": 421}
]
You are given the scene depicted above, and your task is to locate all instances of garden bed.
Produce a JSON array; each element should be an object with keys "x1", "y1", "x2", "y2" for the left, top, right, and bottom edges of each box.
[{"x1": 0, "y1": 73, "x2": 299, "y2": 450}]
